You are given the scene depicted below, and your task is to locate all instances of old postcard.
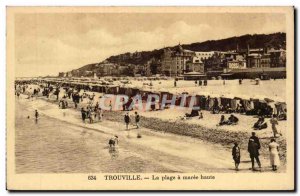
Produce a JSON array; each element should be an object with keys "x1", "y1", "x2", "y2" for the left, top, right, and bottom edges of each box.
[{"x1": 6, "y1": 6, "x2": 295, "y2": 191}]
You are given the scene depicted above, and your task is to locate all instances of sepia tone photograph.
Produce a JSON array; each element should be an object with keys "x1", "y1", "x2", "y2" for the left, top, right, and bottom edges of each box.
[{"x1": 6, "y1": 6, "x2": 295, "y2": 190}]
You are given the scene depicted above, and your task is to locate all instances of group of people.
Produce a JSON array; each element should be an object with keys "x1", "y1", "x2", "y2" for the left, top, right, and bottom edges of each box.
[
  {"x1": 194, "y1": 80, "x2": 208, "y2": 86},
  {"x1": 59, "y1": 96, "x2": 69, "y2": 109},
  {"x1": 232, "y1": 132, "x2": 281, "y2": 171},
  {"x1": 17, "y1": 81, "x2": 284, "y2": 173},
  {"x1": 175, "y1": 79, "x2": 209, "y2": 88},
  {"x1": 218, "y1": 114, "x2": 239, "y2": 126},
  {"x1": 81, "y1": 104, "x2": 103, "y2": 124},
  {"x1": 253, "y1": 114, "x2": 282, "y2": 138},
  {"x1": 124, "y1": 111, "x2": 140, "y2": 130}
]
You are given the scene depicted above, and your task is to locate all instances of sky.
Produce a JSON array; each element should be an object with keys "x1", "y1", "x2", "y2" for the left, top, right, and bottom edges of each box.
[{"x1": 14, "y1": 12, "x2": 286, "y2": 77}]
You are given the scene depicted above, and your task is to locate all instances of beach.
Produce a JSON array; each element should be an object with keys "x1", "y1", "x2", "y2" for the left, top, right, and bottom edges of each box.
[{"x1": 15, "y1": 90, "x2": 286, "y2": 173}]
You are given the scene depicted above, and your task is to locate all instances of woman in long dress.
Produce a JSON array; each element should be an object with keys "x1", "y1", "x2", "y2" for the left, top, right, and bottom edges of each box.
[{"x1": 269, "y1": 138, "x2": 280, "y2": 171}]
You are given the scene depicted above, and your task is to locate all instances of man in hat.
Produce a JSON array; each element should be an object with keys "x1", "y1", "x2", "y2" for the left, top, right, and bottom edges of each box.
[
  {"x1": 248, "y1": 132, "x2": 261, "y2": 170},
  {"x1": 249, "y1": 132, "x2": 261, "y2": 149}
]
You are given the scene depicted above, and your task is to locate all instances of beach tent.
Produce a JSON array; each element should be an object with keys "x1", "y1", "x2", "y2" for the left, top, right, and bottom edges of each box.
[
  {"x1": 106, "y1": 85, "x2": 119, "y2": 94},
  {"x1": 250, "y1": 95, "x2": 273, "y2": 116},
  {"x1": 220, "y1": 94, "x2": 237, "y2": 110}
]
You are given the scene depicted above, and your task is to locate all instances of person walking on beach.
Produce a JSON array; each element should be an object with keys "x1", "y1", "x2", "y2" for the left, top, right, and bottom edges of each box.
[
  {"x1": 109, "y1": 137, "x2": 116, "y2": 148},
  {"x1": 95, "y1": 102, "x2": 99, "y2": 110},
  {"x1": 124, "y1": 113, "x2": 130, "y2": 130},
  {"x1": 89, "y1": 112, "x2": 94, "y2": 124},
  {"x1": 55, "y1": 88, "x2": 60, "y2": 101},
  {"x1": 270, "y1": 114, "x2": 280, "y2": 138},
  {"x1": 99, "y1": 107, "x2": 103, "y2": 121},
  {"x1": 35, "y1": 110, "x2": 39, "y2": 120},
  {"x1": 88, "y1": 108, "x2": 94, "y2": 124},
  {"x1": 81, "y1": 108, "x2": 86, "y2": 123},
  {"x1": 122, "y1": 98, "x2": 126, "y2": 111},
  {"x1": 109, "y1": 100, "x2": 112, "y2": 111},
  {"x1": 248, "y1": 132, "x2": 261, "y2": 170},
  {"x1": 269, "y1": 138, "x2": 280, "y2": 171},
  {"x1": 135, "y1": 111, "x2": 140, "y2": 129},
  {"x1": 232, "y1": 142, "x2": 241, "y2": 171},
  {"x1": 108, "y1": 135, "x2": 119, "y2": 154}
]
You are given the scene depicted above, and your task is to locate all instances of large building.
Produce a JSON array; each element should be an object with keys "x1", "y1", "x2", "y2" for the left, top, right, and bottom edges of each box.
[
  {"x1": 269, "y1": 48, "x2": 286, "y2": 67},
  {"x1": 244, "y1": 46, "x2": 287, "y2": 68},
  {"x1": 161, "y1": 44, "x2": 195, "y2": 76}
]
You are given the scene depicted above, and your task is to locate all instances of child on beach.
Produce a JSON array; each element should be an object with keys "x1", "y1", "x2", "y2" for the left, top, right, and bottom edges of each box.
[
  {"x1": 232, "y1": 142, "x2": 241, "y2": 171},
  {"x1": 108, "y1": 136, "x2": 119, "y2": 148}
]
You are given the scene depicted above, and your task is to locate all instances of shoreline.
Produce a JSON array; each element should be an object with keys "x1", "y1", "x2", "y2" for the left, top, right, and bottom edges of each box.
[{"x1": 36, "y1": 94, "x2": 287, "y2": 165}]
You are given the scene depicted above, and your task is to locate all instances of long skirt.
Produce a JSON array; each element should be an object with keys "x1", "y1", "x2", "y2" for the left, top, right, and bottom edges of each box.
[{"x1": 270, "y1": 152, "x2": 280, "y2": 166}]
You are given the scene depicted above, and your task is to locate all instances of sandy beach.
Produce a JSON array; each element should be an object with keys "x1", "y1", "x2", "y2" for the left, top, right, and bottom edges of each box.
[{"x1": 15, "y1": 90, "x2": 287, "y2": 173}]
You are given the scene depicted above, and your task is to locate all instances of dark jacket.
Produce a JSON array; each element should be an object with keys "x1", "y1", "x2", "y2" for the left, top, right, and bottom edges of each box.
[
  {"x1": 232, "y1": 146, "x2": 240, "y2": 158},
  {"x1": 248, "y1": 141, "x2": 259, "y2": 157},
  {"x1": 124, "y1": 115, "x2": 130, "y2": 124},
  {"x1": 249, "y1": 135, "x2": 261, "y2": 149}
]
